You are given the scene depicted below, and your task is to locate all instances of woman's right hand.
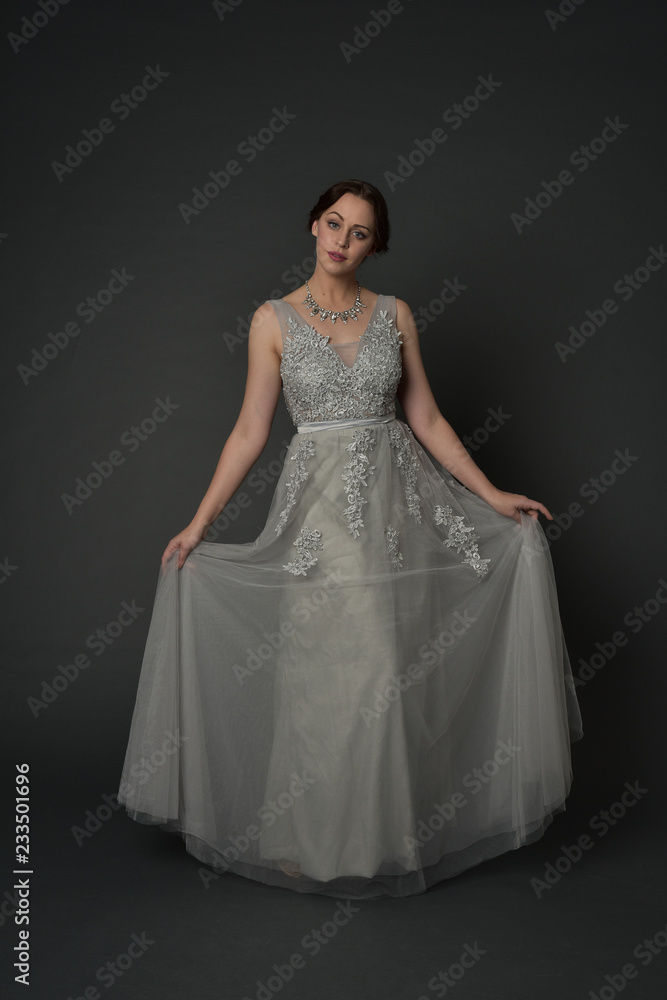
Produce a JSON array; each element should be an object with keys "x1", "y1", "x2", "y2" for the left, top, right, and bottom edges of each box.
[{"x1": 161, "y1": 521, "x2": 209, "y2": 570}]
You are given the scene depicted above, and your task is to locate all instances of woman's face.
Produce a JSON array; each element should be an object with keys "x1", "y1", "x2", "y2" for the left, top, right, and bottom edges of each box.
[{"x1": 311, "y1": 193, "x2": 376, "y2": 277}]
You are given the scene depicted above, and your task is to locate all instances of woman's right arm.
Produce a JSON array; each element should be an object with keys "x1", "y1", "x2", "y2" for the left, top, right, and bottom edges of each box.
[{"x1": 161, "y1": 302, "x2": 283, "y2": 568}]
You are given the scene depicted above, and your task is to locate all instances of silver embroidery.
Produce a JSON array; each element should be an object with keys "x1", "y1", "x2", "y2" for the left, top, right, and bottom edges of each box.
[
  {"x1": 385, "y1": 524, "x2": 403, "y2": 571},
  {"x1": 388, "y1": 424, "x2": 422, "y2": 522},
  {"x1": 433, "y1": 504, "x2": 490, "y2": 578},
  {"x1": 280, "y1": 308, "x2": 403, "y2": 425},
  {"x1": 341, "y1": 428, "x2": 377, "y2": 537},
  {"x1": 283, "y1": 526, "x2": 323, "y2": 576},
  {"x1": 275, "y1": 437, "x2": 316, "y2": 536}
]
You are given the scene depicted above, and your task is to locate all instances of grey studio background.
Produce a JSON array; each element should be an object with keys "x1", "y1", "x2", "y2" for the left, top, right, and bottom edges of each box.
[{"x1": 2, "y1": 1, "x2": 666, "y2": 999}]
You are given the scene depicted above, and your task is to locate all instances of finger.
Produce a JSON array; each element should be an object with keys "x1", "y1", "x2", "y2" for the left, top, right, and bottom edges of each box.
[
  {"x1": 518, "y1": 498, "x2": 552, "y2": 520},
  {"x1": 529, "y1": 500, "x2": 552, "y2": 520},
  {"x1": 161, "y1": 542, "x2": 178, "y2": 569}
]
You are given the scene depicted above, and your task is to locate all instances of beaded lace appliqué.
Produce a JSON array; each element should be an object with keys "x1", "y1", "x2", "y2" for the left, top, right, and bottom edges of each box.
[
  {"x1": 277, "y1": 302, "x2": 422, "y2": 577},
  {"x1": 433, "y1": 504, "x2": 490, "y2": 578},
  {"x1": 280, "y1": 308, "x2": 403, "y2": 425},
  {"x1": 283, "y1": 526, "x2": 323, "y2": 576},
  {"x1": 275, "y1": 437, "x2": 316, "y2": 536},
  {"x1": 388, "y1": 424, "x2": 422, "y2": 523},
  {"x1": 385, "y1": 524, "x2": 403, "y2": 571},
  {"x1": 341, "y1": 428, "x2": 377, "y2": 537}
]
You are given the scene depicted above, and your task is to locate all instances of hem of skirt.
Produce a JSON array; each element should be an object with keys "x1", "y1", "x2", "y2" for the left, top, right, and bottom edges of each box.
[{"x1": 119, "y1": 799, "x2": 570, "y2": 900}]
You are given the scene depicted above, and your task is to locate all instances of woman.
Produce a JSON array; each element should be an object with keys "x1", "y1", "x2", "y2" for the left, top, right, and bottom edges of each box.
[{"x1": 118, "y1": 179, "x2": 582, "y2": 899}]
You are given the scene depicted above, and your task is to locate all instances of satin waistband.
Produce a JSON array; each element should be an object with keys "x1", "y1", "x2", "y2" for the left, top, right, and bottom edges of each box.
[{"x1": 297, "y1": 412, "x2": 396, "y2": 434}]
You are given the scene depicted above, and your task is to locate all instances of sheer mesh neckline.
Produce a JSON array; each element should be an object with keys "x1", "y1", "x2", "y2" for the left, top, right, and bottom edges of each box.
[{"x1": 283, "y1": 295, "x2": 382, "y2": 346}]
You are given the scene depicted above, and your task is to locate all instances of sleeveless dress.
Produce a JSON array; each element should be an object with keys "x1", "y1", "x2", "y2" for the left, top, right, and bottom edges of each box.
[{"x1": 117, "y1": 294, "x2": 583, "y2": 899}]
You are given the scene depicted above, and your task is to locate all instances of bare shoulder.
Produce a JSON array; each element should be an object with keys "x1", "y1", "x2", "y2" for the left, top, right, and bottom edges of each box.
[
  {"x1": 249, "y1": 300, "x2": 282, "y2": 360},
  {"x1": 282, "y1": 286, "x2": 305, "y2": 305}
]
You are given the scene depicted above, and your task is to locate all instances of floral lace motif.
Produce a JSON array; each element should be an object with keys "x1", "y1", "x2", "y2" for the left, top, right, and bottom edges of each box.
[
  {"x1": 283, "y1": 526, "x2": 323, "y2": 577},
  {"x1": 280, "y1": 307, "x2": 403, "y2": 424},
  {"x1": 388, "y1": 424, "x2": 422, "y2": 523},
  {"x1": 341, "y1": 428, "x2": 377, "y2": 537},
  {"x1": 385, "y1": 524, "x2": 403, "y2": 571},
  {"x1": 433, "y1": 505, "x2": 490, "y2": 578},
  {"x1": 275, "y1": 437, "x2": 316, "y2": 536}
]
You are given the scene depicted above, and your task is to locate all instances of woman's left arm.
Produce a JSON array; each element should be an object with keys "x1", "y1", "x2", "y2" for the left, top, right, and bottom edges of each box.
[{"x1": 395, "y1": 299, "x2": 552, "y2": 525}]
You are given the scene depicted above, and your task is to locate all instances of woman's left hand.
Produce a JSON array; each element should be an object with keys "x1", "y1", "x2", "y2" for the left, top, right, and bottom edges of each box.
[{"x1": 487, "y1": 490, "x2": 553, "y2": 524}]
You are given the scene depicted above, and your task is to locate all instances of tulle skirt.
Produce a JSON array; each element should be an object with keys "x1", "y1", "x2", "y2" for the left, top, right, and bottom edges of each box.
[{"x1": 117, "y1": 414, "x2": 582, "y2": 898}]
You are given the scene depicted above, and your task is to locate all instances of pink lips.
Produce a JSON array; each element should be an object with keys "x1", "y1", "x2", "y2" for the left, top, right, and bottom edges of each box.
[{"x1": 327, "y1": 252, "x2": 346, "y2": 261}]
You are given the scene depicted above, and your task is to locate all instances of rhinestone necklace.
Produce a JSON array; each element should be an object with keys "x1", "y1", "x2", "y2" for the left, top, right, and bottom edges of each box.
[{"x1": 303, "y1": 280, "x2": 367, "y2": 325}]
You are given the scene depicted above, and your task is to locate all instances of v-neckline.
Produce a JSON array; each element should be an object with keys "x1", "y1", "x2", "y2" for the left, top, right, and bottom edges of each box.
[{"x1": 284, "y1": 295, "x2": 382, "y2": 348}]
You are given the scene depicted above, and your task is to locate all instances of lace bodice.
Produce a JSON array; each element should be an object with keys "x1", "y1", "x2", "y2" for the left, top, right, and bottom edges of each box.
[{"x1": 268, "y1": 295, "x2": 403, "y2": 425}]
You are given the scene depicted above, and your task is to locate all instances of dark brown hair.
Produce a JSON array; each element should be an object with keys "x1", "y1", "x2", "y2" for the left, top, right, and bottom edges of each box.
[{"x1": 306, "y1": 179, "x2": 390, "y2": 255}]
